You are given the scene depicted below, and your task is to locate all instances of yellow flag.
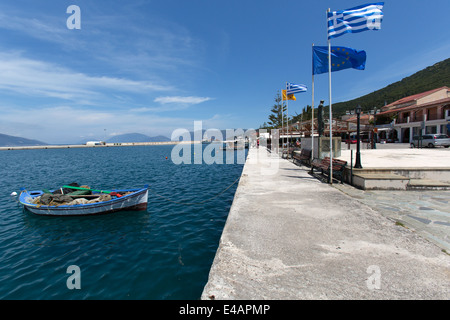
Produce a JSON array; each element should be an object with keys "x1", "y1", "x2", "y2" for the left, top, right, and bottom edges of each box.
[{"x1": 282, "y1": 90, "x2": 296, "y2": 101}]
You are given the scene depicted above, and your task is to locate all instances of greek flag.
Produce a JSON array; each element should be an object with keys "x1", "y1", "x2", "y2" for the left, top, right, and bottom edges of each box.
[
  {"x1": 328, "y1": 2, "x2": 384, "y2": 39},
  {"x1": 286, "y1": 83, "x2": 307, "y2": 95}
]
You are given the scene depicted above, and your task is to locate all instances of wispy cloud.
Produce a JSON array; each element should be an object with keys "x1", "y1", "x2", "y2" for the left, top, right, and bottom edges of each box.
[
  {"x1": 0, "y1": 5, "x2": 207, "y2": 108},
  {"x1": 0, "y1": 52, "x2": 172, "y2": 103},
  {"x1": 0, "y1": 6, "x2": 204, "y2": 78},
  {"x1": 154, "y1": 96, "x2": 212, "y2": 105},
  {"x1": 0, "y1": 3, "x2": 216, "y2": 143},
  {"x1": 127, "y1": 96, "x2": 213, "y2": 113},
  {"x1": 0, "y1": 12, "x2": 70, "y2": 47}
]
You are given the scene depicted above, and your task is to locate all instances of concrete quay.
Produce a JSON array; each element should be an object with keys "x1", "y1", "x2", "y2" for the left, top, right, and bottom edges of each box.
[{"x1": 201, "y1": 147, "x2": 450, "y2": 300}]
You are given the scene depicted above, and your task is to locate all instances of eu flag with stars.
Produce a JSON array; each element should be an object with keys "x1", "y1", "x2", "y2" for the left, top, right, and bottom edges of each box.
[{"x1": 313, "y1": 46, "x2": 366, "y2": 75}]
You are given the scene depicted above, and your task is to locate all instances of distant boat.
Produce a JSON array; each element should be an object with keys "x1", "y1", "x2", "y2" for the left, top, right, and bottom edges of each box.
[{"x1": 19, "y1": 185, "x2": 148, "y2": 216}]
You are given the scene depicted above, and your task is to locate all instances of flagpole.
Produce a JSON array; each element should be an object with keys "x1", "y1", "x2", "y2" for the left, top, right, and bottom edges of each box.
[
  {"x1": 311, "y1": 43, "x2": 315, "y2": 162},
  {"x1": 327, "y1": 8, "x2": 333, "y2": 184},
  {"x1": 281, "y1": 89, "x2": 286, "y2": 150},
  {"x1": 281, "y1": 89, "x2": 284, "y2": 151},
  {"x1": 285, "y1": 82, "x2": 289, "y2": 150}
]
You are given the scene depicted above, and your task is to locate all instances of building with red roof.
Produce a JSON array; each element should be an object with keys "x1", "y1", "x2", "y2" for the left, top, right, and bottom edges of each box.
[{"x1": 375, "y1": 86, "x2": 450, "y2": 143}]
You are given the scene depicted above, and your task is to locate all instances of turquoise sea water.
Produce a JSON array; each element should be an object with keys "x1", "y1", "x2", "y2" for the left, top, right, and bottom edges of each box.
[{"x1": 0, "y1": 145, "x2": 246, "y2": 299}]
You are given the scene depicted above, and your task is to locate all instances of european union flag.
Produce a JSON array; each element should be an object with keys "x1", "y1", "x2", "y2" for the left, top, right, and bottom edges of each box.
[{"x1": 313, "y1": 46, "x2": 366, "y2": 75}]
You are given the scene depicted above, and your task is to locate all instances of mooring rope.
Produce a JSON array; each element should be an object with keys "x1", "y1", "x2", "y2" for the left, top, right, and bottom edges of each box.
[{"x1": 147, "y1": 175, "x2": 242, "y2": 205}]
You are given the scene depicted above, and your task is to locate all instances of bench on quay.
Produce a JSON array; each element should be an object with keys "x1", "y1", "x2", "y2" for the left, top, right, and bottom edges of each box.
[
  {"x1": 310, "y1": 157, "x2": 347, "y2": 183},
  {"x1": 292, "y1": 149, "x2": 312, "y2": 166}
]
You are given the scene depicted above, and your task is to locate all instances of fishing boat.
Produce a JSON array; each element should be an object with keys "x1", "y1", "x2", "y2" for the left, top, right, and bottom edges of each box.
[{"x1": 18, "y1": 184, "x2": 149, "y2": 216}]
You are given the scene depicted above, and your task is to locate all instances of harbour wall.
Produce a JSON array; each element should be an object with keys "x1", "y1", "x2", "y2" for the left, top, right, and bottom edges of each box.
[{"x1": 0, "y1": 141, "x2": 197, "y2": 151}]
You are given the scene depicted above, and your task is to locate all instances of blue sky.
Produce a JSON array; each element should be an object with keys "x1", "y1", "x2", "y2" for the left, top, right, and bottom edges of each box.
[{"x1": 0, "y1": 0, "x2": 449, "y2": 144}]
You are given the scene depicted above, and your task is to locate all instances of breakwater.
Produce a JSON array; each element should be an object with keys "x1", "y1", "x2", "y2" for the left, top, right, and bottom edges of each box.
[{"x1": 0, "y1": 141, "x2": 195, "y2": 151}]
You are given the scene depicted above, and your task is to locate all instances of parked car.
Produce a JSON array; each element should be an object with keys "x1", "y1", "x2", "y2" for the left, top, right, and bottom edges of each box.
[
  {"x1": 410, "y1": 134, "x2": 450, "y2": 148},
  {"x1": 344, "y1": 138, "x2": 357, "y2": 144}
]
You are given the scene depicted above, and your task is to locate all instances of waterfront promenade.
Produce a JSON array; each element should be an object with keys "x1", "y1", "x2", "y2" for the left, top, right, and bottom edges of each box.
[{"x1": 201, "y1": 147, "x2": 450, "y2": 299}]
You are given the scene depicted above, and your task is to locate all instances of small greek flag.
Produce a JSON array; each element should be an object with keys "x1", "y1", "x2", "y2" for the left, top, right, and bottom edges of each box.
[
  {"x1": 328, "y1": 2, "x2": 384, "y2": 39},
  {"x1": 286, "y1": 83, "x2": 307, "y2": 95}
]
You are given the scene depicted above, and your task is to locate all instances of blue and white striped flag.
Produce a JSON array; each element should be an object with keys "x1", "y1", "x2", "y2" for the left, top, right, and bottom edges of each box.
[
  {"x1": 327, "y1": 2, "x2": 384, "y2": 39},
  {"x1": 286, "y1": 83, "x2": 307, "y2": 95}
]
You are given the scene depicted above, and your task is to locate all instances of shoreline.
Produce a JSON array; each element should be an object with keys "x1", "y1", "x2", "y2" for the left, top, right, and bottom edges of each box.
[{"x1": 0, "y1": 141, "x2": 197, "y2": 151}]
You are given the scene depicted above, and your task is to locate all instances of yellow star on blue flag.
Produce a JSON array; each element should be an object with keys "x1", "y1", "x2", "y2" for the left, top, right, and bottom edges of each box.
[{"x1": 313, "y1": 46, "x2": 366, "y2": 75}]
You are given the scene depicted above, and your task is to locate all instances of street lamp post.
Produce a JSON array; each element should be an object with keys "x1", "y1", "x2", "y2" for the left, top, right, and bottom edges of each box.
[
  {"x1": 372, "y1": 107, "x2": 377, "y2": 149},
  {"x1": 355, "y1": 105, "x2": 363, "y2": 169}
]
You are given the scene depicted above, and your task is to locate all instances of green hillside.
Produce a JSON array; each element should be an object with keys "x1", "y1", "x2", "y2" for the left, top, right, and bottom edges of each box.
[
  {"x1": 0, "y1": 133, "x2": 47, "y2": 147},
  {"x1": 331, "y1": 57, "x2": 450, "y2": 116}
]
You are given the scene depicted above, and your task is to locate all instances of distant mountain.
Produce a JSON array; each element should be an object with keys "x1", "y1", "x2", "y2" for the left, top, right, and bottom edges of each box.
[
  {"x1": 106, "y1": 133, "x2": 170, "y2": 143},
  {"x1": 0, "y1": 133, "x2": 47, "y2": 147},
  {"x1": 331, "y1": 57, "x2": 450, "y2": 116}
]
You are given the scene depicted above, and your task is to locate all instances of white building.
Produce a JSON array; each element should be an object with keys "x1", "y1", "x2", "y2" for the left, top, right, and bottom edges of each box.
[
  {"x1": 375, "y1": 87, "x2": 450, "y2": 143},
  {"x1": 86, "y1": 141, "x2": 105, "y2": 146}
]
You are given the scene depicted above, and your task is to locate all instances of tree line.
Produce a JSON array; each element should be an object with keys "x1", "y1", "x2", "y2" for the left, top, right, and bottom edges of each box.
[{"x1": 260, "y1": 91, "x2": 322, "y2": 130}]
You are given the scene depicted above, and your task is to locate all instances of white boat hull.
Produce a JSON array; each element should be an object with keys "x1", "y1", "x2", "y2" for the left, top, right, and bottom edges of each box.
[{"x1": 19, "y1": 188, "x2": 148, "y2": 216}]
